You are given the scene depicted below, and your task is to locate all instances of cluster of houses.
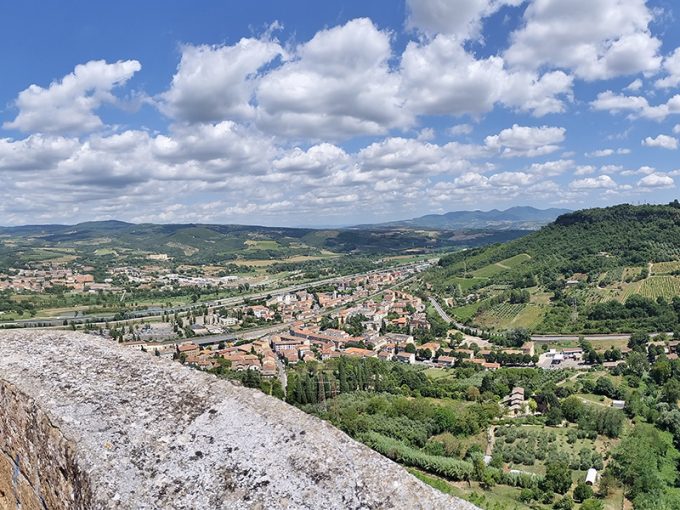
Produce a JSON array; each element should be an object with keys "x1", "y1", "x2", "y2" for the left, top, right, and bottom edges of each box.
[
  {"x1": 268, "y1": 327, "x2": 420, "y2": 365},
  {"x1": 545, "y1": 347, "x2": 585, "y2": 365},
  {"x1": 264, "y1": 290, "x2": 317, "y2": 321},
  {"x1": 0, "y1": 262, "x2": 253, "y2": 295},
  {"x1": 125, "y1": 334, "x2": 279, "y2": 377},
  {"x1": 543, "y1": 339, "x2": 679, "y2": 370},
  {"x1": 331, "y1": 288, "x2": 429, "y2": 333},
  {"x1": 438, "y1": 352, "x2": 501, "y2": 371},
  {"x1": 262, "y1": 325, "x2": 536, "y2": 371},
  {"x1": 160, "y1": 273, "x2": 240, "y2": 289},
  {"x1": 106, "y1": 265, "x2": 256, "y2": 293},
  {"x1": 178, "y1": 337, "x2": 278, "y2": 376},
  {"x1": 101, "y1": 265, "x2": 427, "y2": 347},
  {"x1": 649, "y1": 339, "x2": 679, "y2": 359},
  {"x1": 122, "y1": 322, "x2": 538, "y2": 376},
  {"x1": 437, "y1": 341, "x2": 535, "y2": 371},
  {"x1": 0, "y1": 266, "x2": 112, "y2": 293},
  {"x1": 190, "y1": 280, "x2": 430, "y2": 339}
]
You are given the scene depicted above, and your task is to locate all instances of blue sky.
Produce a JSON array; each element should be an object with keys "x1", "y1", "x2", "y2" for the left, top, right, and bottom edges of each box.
[{"x1": 0, "y1": 0, "x2": 679, "y2": 226}]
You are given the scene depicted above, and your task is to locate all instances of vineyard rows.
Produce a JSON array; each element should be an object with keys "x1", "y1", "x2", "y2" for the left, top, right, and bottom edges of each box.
[
  {"x1": 622, "y1": 276, "x2": 680, "y2": 300},
  {"x1": 652, "y1": 261, "x2": 680, "y2": 274},
  {"x1": 483, "y1": 303, "x2": 526, "y2": 322}
]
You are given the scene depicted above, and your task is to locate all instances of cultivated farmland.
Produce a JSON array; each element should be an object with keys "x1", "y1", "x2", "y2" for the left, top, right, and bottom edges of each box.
[
  {"x1": 651, "y1": 260, "x2": 680, "y2": 274},
  {"x1": 622, "y1": 275, "x2": 680, "y2": 300}
]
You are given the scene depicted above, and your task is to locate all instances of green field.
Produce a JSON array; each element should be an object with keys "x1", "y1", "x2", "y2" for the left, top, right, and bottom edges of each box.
[
  {"x1": 471, "y1": 253, "x2": 532, "y2": 278},
  {"x1": 450, "y1": 277, "x2": 486, "y2": 292},
  {"x1": 424, "y1": 367, "x2": 456, "y2": 380},
  {"x1": 452, "y1": 301, "x2": 485, "y2": 321},
  {"x1": 622, "y1": 266, "x2": 645, "y2": 281},
  {"x1": 478, "y1": 303, "x2": 545, "y2": 330},
  {"x1": 411, "y1": 420, "x2": 625, "y2": 509},
  {"x1": 448, "y1": 254, "x2": 539, "y2": 326},
  {"x1": 477, "y1": 303, "x2": 525, "y2": 326},
  {"x1": 16, "y1": 248, "x2": 77, "y2": 262},
  {"x1": 448, "y1": 254, "x2": 534, "y2": 319},
  {"x1": 408, "y1": 470, "x2": 530, "y2": 510},
  {"x1": 244, "y1": 239, "x2": 281, "y2": 250},
  {"x1": 497, "y1": 253, "x2": 532, "y2": 268},
  {"x1": 602, "y1": 266, "x2": 624, "y2": 283},
  {"x1": 94, "y1": 248, "x2": 118, "y2": 256}
]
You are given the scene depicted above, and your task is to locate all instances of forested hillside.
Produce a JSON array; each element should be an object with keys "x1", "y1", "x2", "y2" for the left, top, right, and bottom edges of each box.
[
  {"x1": 437, "y1": 203, "x2": 680, "y2": 280},
  {"x1": 426, "y1": 202, "x2": 680, "y2": 334}
]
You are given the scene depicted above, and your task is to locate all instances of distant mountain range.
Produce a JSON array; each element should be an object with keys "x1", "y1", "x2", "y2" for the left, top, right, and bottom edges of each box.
[
  {"x1": 0, "y1": 209, "x2": 567, "y2": 267},
  {"x1": 355, "y1": 206, "x2": 571, "y2": 231}
]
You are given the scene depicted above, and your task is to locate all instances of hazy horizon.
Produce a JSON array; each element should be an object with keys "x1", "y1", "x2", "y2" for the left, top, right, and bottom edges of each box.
[{"x1": 0, "y1": 204, "x2": 577, "y2": 229}]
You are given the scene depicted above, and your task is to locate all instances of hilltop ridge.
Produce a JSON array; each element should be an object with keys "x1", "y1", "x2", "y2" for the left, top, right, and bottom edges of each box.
[{"x1": 354, "y1": 206, "x2": 570, "y2": 231}]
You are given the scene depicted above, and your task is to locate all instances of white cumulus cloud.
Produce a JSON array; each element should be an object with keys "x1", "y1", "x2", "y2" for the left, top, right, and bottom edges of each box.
[
  {"x1": 642, "y1": 134, "x2": 678, "y2": 150},
  {"x1": 505, "y1": 0, "x2": 661, "y2": 80},
  {"x1": 399, "y1": 35, "x2": 572, "y2": 118},
  {"x1": 569, "y1": 175, "x2": 617, "y2": 189},
  {"x1": 591, "y1": 91, "x2": 680, "y2": 120},
  {"x1": 4, "y1": 60, "x2": 141, "y2": 134},
  {"x1": 273, "y1": 144, "x2": 350, "y2": 175},
  {"x1": 526, "y1": 159, "x2": 573, "y2": 176},
  {"x1": 484, "y1": 124, "x2": 566, "y2": 157},
  {"x1": 638, "y1": 173, "x2": 675, "y2": 188},
  {"x1": 160, "y1": 39, "x2": 284, "y2": 123},
  {"x1": 405, "y1": 0, "x2": 524, "y2": 39},
  {"x1": 0, "y1": 135, "x2": 79, "y2": 171},
  {"x1": 255, "y1": 18, "x2": 410, "y2": 140},
  {"x1": 655, "y1": 47, "x2": 680, "y2": 89}
]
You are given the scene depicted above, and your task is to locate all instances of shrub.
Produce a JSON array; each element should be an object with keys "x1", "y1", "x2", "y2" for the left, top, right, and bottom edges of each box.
[
  {"x1": 573, "y1": 482, "x2": 594, "y2": 502},
  {"x1": 541, "y1": 460, "x2": 573, "y2": 494},
  {"x1": 580, "y1": 499, "x2": 604, "y2": 510},
  {"x1": 554, "y1": 495, "x2": 575, "y2": 510}
]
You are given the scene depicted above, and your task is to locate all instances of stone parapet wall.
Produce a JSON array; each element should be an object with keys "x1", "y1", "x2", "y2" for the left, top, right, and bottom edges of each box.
[
  {"x1": 0, "y1": 331, "x2": 477, "y2": 510},
  {"x1": 0, "y1": 381, "x2": 91, "y2": 509}
]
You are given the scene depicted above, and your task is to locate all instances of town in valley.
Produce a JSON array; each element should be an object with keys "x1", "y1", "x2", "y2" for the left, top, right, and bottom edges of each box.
[{"x1": 2, "y1": 1, "x2": 680, "y2": 508}]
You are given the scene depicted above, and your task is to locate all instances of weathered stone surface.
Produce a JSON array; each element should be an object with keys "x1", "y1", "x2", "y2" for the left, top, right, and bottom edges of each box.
[{"x1": 0, "y1": 331, "x2": 478, "y2": 509}]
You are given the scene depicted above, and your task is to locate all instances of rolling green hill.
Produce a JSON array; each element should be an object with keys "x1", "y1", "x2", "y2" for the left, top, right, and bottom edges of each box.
[
  {"x1": 0, "y1": 221, "x2": 529, "y2": 269},
  {"x1": 426, "y1": 202, "x2": 680, "y2": 334}
]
